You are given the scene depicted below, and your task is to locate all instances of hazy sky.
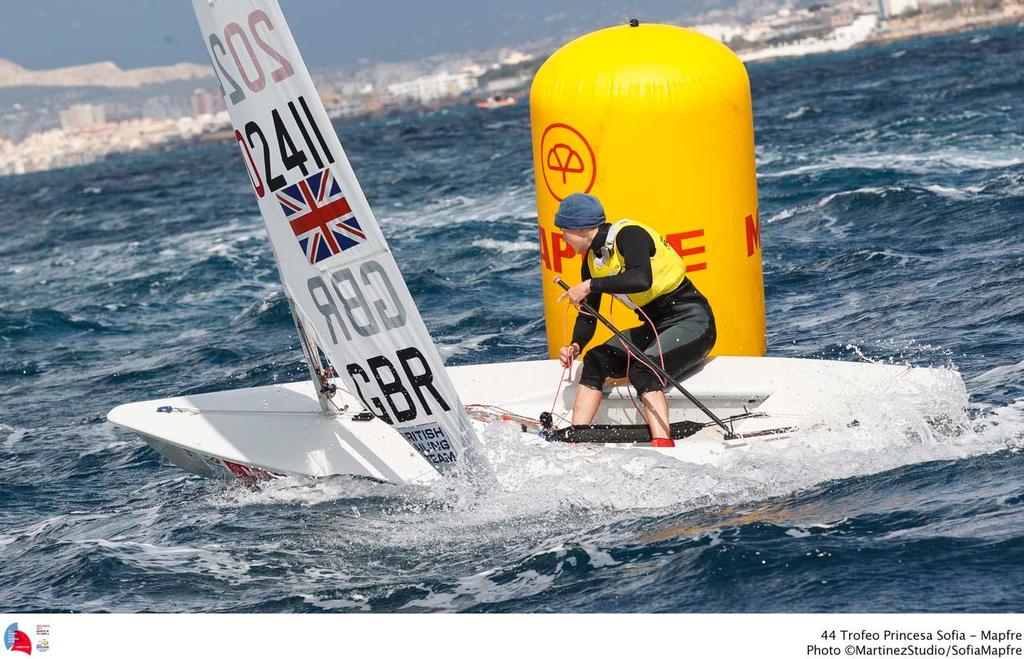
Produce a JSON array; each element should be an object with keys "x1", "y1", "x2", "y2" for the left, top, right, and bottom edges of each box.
[{"x1": 0, "y1": 0, "x2": 718, "y2": 71}]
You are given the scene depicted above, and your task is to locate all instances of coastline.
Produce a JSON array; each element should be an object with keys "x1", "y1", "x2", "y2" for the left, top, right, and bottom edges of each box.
[
  {"x1": 736, "y1": 6, "x2": 1024, "y2": 65},
  {"x1": 863, "y1": 3, "x2": 1024, "y2": 47},
  {"x1": 1, "y1": 13, "x2": 1022, "y2": 178}
]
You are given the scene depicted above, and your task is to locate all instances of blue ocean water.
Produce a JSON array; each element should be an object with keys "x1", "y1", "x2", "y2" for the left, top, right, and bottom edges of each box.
[{"x1": 2, "y1": 25, "x2": 1023, "y2": 613}]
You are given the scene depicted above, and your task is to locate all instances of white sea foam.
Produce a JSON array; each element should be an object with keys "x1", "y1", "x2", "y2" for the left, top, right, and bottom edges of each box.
[
  {"x1": 818, "y1": 186, "x2": 896, "y2": 206},
  {"x1": 211, "y1": 470, "x2": 401, "y2": 510},
  {"x1": 785, "y1": 106, "x2": 815, "y2": 120},
  {"x1": 2, "y1": 516, "x2": 69, "y2": 543},
  {"x1": 436, "y1": 332, "x2": 502, "y2": 359},
  {"x1": 209, "y1": 380, "x2": 1023, "y2": 562},
  {"x1": 381, "y1": 186, "x2": 537, "y2": 230},
  {"x1": 762, "y1": 150, "x2": 1023, "y2": 179},
  {"x1": 764, "y1": 186, "x2": 896, "y2": 228},
  {"x1": 968, "y1": 359, "x2": 1024, "y2": 393},
  {"x1": 83, "y1": 538, "x2": 259, "y2": 585},
  {"x1": 1, "y1": 423, "x2": 28, "y2": 449},
  {"x1": 764, "y1": 182, "x2": 990, "y2": 232},
  {"x1": 470, "y1": 239, "x2": 536, "y2": 253},
  {"x1": 922, "y1": 183, "x2": 984, "y2": 199}
]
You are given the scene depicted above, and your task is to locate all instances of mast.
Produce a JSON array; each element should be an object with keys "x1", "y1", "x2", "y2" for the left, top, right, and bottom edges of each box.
[{"x1": 285, "y1": 294, "x2": 337, "y2": 415}]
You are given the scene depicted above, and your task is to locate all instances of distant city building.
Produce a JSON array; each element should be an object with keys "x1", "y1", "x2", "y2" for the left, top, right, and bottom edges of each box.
[
  {"x1": 190, "y1": 88, "x2": 226, "y2": 116},
  {"x1": 692, "y1": 23, "x2": 745, "y2": 42},
  {"x1": 736, "y1": 5, "x2": 839, "y2": 46},
  {"x1": 386, "y1": 71, "x2": 478, "y2": 104},
  {"x1": 142, "y1": 95, "x2": 190, "y2": 120},
  {"x1": 59, "y1": 104, "x2": 106, "y2": 131},
  {"x1": 460, "y1": 63, "x2": 487, "y2": 77},
  {"x1": 323, "y1": 95, "x2": 368, "y2": 119},
  {"x1": 499, "y1": 50, "x2": 533, "y2": 66},
  {"x1": 333, "y1": 81, "x2": 374, "y2": 97},
  {"x1": 0, "y1": 112, "x2": 231, "y2": 176},
  {"x1": 485, "y1": 75, "x2": 530, "y2": 94},
  {"x1": 878, "y1": 0, "x2": 921, "y2": 19}
]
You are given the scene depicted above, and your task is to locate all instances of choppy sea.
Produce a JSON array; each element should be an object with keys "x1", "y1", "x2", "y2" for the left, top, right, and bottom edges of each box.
[{"x1": 2, "y1": 25, "x2": 1023, "y2": 613}]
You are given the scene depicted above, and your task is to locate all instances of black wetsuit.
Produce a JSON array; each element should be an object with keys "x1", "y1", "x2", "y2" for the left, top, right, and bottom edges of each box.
[{"x1": 572, "y1": 223, "x2": 717, "y2": 395}]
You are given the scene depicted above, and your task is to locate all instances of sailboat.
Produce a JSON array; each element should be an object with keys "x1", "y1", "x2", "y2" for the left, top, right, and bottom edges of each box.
[{"x1": 107, "y1": 0, "x2": 966, "y2": 484}]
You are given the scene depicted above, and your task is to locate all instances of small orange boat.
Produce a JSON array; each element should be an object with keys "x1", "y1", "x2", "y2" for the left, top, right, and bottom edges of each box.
[{"x1": 476, "y1": 95, "x2": 518, "y2": 110}]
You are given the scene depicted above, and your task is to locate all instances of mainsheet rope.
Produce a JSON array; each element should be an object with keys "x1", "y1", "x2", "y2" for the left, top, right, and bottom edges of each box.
[{"x1": 551, "y1": 288, "x2": 669, "y2": 430}]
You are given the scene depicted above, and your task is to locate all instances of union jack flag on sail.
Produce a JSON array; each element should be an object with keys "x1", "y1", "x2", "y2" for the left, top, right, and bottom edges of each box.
[{"x1": 276, "y1": 168, "x2": 366, "y2": 264}]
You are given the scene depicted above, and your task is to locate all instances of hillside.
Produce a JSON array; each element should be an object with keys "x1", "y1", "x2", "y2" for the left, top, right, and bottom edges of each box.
[{"x1": 0, "y1": 58, "x2": 213, "y2": 88}]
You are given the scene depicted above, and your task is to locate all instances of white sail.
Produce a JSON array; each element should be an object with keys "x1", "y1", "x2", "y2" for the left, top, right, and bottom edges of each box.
[{"x1": 191, "y1": 0, "x2": 480, "y2": 471}]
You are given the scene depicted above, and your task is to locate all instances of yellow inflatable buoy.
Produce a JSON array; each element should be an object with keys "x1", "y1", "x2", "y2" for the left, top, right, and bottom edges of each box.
[{"x1": 531, "y1": 20, "x2": 765, "y2": 357}]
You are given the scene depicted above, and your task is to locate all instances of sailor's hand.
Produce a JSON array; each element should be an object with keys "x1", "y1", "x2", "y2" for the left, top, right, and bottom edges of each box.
[
  {"x1": 557, "y1": 279, "x2": 592, "y2": 307},
  {"x1": 558, "y1": 343, "x2": 580, "y2": 368}
]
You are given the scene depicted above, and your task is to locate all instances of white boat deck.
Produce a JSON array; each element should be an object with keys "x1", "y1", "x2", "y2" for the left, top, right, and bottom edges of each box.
[{"x1": 108, "y1": 356, "x2": 966, "y2": 483}]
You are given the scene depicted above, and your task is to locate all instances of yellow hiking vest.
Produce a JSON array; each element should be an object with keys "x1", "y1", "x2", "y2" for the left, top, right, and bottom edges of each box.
[{"x1": 587, "y1": 219, "x2": 687, "y2": 309}]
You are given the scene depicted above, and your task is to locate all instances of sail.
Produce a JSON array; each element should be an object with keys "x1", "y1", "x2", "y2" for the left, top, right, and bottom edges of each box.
[{"x1": 191, "y1": 0, "x2": 480, "y2": 471}]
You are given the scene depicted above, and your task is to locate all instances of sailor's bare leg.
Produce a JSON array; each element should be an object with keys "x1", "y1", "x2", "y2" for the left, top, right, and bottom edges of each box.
[
  {"x1": 571, "y1": 386, "x2": 603, "y2": 425},
  {"x1": 641, "y1": 390, "x2": 671, "y2": 439}
]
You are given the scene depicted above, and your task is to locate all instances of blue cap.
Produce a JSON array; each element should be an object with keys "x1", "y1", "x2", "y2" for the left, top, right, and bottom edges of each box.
[{"x1": 554, "y1": 193, "x2": 605, "y2": 229}]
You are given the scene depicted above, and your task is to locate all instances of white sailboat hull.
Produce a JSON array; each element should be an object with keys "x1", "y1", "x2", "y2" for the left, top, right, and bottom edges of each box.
[{"x1": 107, "y1": 356, "x2": 967, "y2": 483}]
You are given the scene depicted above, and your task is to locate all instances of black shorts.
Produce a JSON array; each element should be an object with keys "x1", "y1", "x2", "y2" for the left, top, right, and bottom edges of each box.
[{"x1": 579, "y1": 301, "x2": 716, "y2": 396}]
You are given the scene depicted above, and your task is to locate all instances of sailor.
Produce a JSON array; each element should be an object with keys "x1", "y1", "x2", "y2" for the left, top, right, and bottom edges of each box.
[{"x1": 555, "y1": 193, "x2": 717, "y2": 447}]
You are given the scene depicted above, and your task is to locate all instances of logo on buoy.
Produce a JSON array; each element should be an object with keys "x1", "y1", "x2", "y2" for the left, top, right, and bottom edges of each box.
[{"x1": 541, "y1": 123, "x2": 596, "y2": 201}]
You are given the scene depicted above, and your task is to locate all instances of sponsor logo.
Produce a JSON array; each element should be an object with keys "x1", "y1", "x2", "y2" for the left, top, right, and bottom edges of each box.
[
  {"x1": 3, "y1": 624, "x2": 32, "y2": 656},
  {"x1": 400, "y1": 422, "x2": 457, "y2": 464},
  {"x1": 34, "y1": 625, "x2": 49, "y2": 653},
  {"x1": 540, "y1": 122, "x2": 597, "y2": 202}
]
